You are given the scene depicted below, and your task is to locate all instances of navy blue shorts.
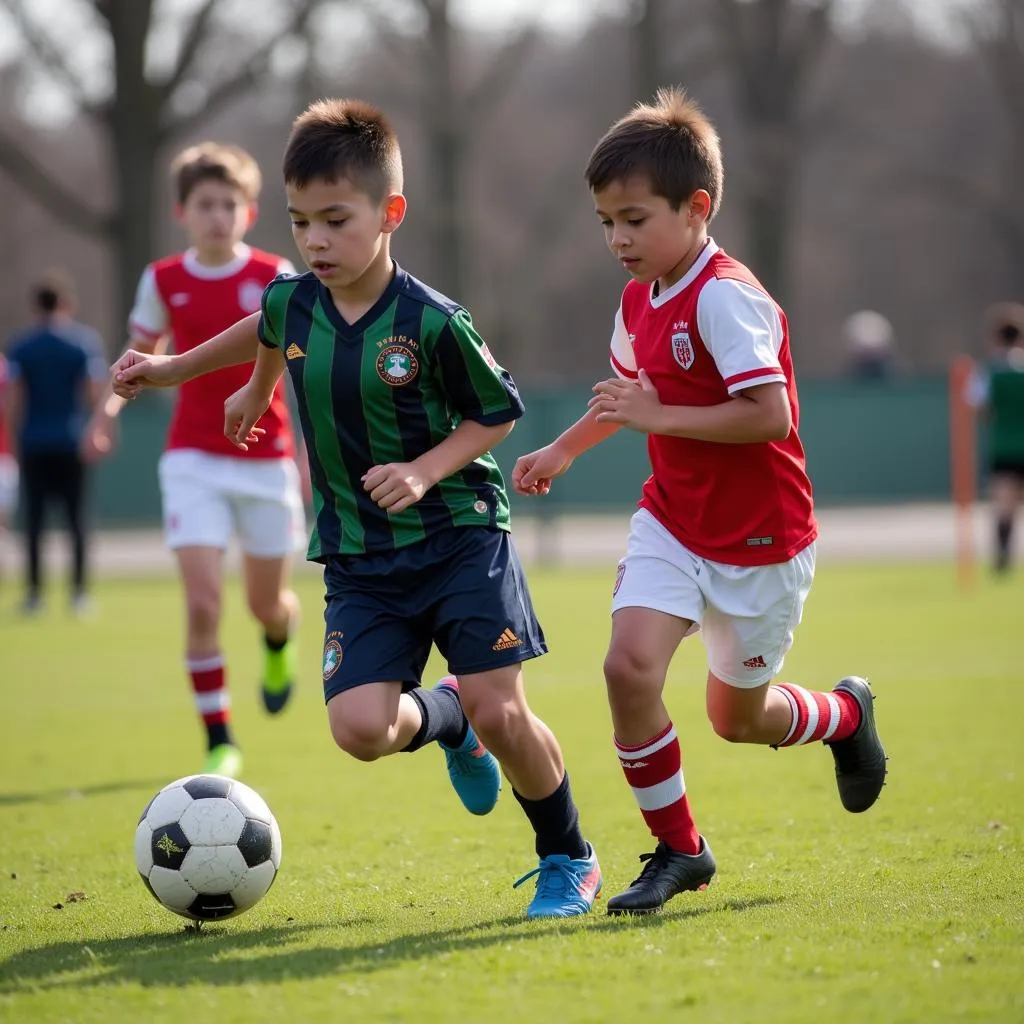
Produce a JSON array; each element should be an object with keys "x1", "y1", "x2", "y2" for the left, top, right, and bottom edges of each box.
[{"x1": 320, "y1": 527, "x2": 547, "y2": 702}]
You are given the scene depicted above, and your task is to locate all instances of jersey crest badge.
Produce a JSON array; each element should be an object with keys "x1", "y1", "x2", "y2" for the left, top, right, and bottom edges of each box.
[
  {"x1": 671, "y1": 330, "x2": 695, "y2": 370},
  {"x1": 322, "y1": 638, "x2": 343, "y2": 680},
  {"x1": 238, "y1": 279, "x2": 265, "y2": 313},
  {"x1": 376, "y1": 345, "x2": 420, "y2": 386}
]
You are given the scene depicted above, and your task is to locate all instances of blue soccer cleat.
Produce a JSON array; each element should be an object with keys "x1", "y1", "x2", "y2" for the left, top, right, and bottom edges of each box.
[
  {"x1": 513, "y1": 842, "x2": 602, "y2": 918},
  {"x1": 436, "y1": 679, "x2": 501, "y2": 816}
]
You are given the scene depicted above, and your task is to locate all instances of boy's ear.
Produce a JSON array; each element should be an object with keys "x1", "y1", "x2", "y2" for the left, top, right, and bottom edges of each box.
[
  {"x1": 381, "y1": 193, "x2": 407, "y2": 234},
  {"x1": 247, "y1": 202, "x2": 259, "y2": 229},
  {"x1": 688, "y1": 189, "x2": 712, "y2": 223},
  {"x1": 173, "y1": 202, "x2": 186, "y2": 224}
]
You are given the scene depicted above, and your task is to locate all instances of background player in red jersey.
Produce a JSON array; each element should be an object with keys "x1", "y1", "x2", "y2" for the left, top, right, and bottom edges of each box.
[
  {"x1": 514, "y1": 88, "x2": 887, "y2": 915},
  {"x1": 83, "y1": 143, "x2": 306, "y2": 778}
]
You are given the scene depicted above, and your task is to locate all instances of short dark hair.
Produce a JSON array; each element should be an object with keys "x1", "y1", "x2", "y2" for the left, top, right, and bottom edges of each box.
[
  {"x1": 171, "y1": 142, "x2": 262, "y2": 205},
  {"x1": 283, "y1": 98, "x2": 403, "y2": 201},
  {"x1": 32, "y1": 268, "x2": 75, "y2": 314},
  {"x1": 585, "y1": 87, "x2": 723, "y2": 218},
  {"x1": 986, "y1": 302, "x2": 1024, "y2": 349}
]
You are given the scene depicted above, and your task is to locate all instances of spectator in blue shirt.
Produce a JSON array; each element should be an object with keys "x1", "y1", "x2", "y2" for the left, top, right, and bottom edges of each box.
[{"x1": 4, "y1": 271, "x2": 107, "y2": 614}]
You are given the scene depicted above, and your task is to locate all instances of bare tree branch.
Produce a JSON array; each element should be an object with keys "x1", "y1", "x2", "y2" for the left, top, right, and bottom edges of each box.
[
  {"x1": 466, "y1": 27, "x2": 538, "y2": 124},
  {"x1": 164, "y1": 0, "x2": 327, "y2": 136},
  {"x1": 0, "y1": 123, "x2": 113, "y2": 236},
  {"x1": 0, "y1": 0, "x2": 98, "y2": 110},
  {"x1": 161, "y1": 0, "x2": 219, "y2": 98}
]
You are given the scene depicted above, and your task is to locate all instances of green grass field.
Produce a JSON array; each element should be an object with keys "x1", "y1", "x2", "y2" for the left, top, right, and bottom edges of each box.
[{"x1": 1, "y1": 561, "x2": 1021, "y2": 1023}]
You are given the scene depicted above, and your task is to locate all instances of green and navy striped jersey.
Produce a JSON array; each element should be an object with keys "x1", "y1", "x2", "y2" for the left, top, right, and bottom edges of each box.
[
  {"x1": 987, "y1": 360, "x2": 1024, "y2": 463},
  {"x1": 258, "y1": 263, "x2": 524, "y2": 560}
]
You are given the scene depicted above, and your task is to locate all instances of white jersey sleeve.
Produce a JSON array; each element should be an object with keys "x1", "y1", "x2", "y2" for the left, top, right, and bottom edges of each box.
[
  {"x1": 696, "y1": 277, "x2": 787, "y2": 395},
  {"x1": 609, "y1": 304, "x2": 638, "y2": 380},
  {"x1": 128, "y1": 265, "x2": 168, "y2": 342}
]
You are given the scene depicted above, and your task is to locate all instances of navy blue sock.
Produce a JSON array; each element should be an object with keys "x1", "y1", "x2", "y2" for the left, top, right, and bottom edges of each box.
[
  {"x1": 513, "y1": 772, "x2": 588, "y2": 861},
  {"x1": 403, "y1": 683, "x2": 467, "y2": 751}
]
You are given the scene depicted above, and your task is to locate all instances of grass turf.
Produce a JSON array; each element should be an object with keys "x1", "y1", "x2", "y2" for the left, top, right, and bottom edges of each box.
[{"x1": 0, "y1": 562, "x2": 1021, "y2": 1023}]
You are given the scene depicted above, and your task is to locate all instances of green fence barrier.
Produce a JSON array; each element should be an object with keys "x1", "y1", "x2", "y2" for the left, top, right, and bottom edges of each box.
[{"x1": 88, "y1": 375, "x2": 962, "y2": 527}]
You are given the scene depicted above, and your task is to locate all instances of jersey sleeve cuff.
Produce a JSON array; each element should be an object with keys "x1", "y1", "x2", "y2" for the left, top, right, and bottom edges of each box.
[
  {"x1": 468, "y1": 405, "x2": 523, "y2": 427},
  {"x1": 129, "y1": 322, "x2": 163, "y2": 342},
  {"x1": 610, "y1": 352, "x2": 639, "y2": 380},
  {"x1": 724, "y1": 367, "x2": 787, "y2": 394}
]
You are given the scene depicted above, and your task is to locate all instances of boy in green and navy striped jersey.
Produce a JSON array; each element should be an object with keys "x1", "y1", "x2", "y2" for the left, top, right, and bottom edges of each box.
[{"x1": 112, "y1": 98, "x2": 601, "y2": 919}]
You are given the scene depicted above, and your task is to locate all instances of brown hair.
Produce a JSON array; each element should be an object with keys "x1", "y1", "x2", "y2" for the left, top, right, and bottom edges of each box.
[
  {"x1": 282, "y1": 98, "x2": 403, "y2": 202},
  {"x1": 585, "y1": 87, "x2": 723, "y2": 218},
  {"x1": 171, "y1": 142, "x2": 262, "y2": 205}
]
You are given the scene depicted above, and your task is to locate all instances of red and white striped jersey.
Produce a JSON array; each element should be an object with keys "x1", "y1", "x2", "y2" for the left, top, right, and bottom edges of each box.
[
  {"x1": 130, "y1": 245, "x2": 296, "y2": 460},
  {"x1": 609, "y1": 239, "x2": 817, "y2": 566}
]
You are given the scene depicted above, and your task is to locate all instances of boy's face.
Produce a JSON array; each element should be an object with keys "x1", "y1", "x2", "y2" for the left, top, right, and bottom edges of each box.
[
  {"x1": 592, "y1": 175, "x2": 708, "y2": 287},
  {"x1": 176, "y1": 179, "x2": 253, "y2": 255},
  {"x1": 286, "y1": 177, "x2": 404, "y2": 289}
]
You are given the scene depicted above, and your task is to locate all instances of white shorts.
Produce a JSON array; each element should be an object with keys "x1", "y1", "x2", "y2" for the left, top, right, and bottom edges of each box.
[
  {"x1": 611, "y1": 508, "x2": 815, "y2": 688},
  {"x1": 0, "y1": 455, "x2": 17, "y2": 517},
  {"x1": 158, "y1": 449, "x2": 306, "y2": 558}
]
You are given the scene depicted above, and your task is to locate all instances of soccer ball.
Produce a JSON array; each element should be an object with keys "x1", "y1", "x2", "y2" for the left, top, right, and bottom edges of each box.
[{"x1": 134, "y1": 774, "x2": 282, "y2": 922}]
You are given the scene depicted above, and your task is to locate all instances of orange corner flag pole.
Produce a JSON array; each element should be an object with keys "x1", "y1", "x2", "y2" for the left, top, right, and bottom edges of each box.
[{"x1": 949, "y1": 356, "x2": 977, "y2": 591}]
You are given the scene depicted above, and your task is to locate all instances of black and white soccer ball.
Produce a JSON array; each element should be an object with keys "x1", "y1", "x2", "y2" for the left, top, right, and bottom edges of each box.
[{"x1": 134, "y1": 774, "x2": 282, "y2": 922}]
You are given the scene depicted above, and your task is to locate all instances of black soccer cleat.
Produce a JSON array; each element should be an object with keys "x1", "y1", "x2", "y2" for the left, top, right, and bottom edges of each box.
[
  {"x1": 606, "y1": 837, "x2": 716, "y2": 916},
  {"x1": 824, "y1": 676, "x2": 887, "y2": 813}
]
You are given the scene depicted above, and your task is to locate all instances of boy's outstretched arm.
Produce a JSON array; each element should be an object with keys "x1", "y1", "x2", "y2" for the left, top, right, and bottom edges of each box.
[
  {"x1": 364, "y1": 419, "x2": 515, "y2": 515},
  {"x1": 513, "y1": 404, "x2": 621, "y2": 497},
  {"x1": 112, "y1": 311, "x2": 261, "y2": 400}
]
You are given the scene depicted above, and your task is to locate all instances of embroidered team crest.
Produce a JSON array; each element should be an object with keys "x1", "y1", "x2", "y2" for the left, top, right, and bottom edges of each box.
[
  {"x1": 322, "y1": 638, "x2": 343, "y2": 680},
  {"x1": 238, "y1": 279, "x2": 265, "y2": 313},
  {"x1": 671, "y1": 330, "x2": 695, "y2": 370},
  {"x1": 376, "y1": 346, "x2": 420, "y2": 386}
]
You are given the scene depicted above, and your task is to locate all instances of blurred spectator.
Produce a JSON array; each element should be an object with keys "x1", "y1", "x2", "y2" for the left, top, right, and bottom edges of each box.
[
  {"x1": 0, "y1": 355, "x2": 16, "y2": 592},
  {"x1": 3, "y1": 271, "x2": 108, "y2": 614},
  {"x1": 843, "y1": 310, "x2": 896, "y2": 381},
  {"x1": 965, "y1": 302, "x2": 1024, "y2": 573}
]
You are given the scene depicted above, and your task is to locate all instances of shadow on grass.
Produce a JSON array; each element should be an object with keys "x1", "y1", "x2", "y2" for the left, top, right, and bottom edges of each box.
[
  {"x1": 0, "y1": 895, "x2": 783, "y2": 992},
  {"x1": 0, "y1": 779, "x2": 166, "y2": 808}
]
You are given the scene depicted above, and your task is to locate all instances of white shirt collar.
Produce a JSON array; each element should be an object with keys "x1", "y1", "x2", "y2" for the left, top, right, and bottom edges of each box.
[
  {"x1": 649, "y1": 238, "x2": 719, "y2": 308},
  {"x1": 182, "y1": 243, "x2": 251, "y2": 280}
]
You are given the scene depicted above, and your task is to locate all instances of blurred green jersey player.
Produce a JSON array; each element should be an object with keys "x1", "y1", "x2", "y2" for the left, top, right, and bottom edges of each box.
[{"x1": 966, "y1": 302, "x2": 1024, "y2": 572}]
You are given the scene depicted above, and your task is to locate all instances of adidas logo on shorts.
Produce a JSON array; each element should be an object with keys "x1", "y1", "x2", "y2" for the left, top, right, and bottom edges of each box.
[{"x1": 492, "y1": 627, "x2": 523, "y2": 652}]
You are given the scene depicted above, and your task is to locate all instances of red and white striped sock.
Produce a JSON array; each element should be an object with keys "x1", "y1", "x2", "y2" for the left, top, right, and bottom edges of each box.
[
  {"x1": 187, "y1": 653, "x2": 231, "y2": 746},
  {"x1": 772, "y1": 683, "x2": 860, "y2": 746},
  {"x1": 615, "y1": 723, "x2": 701, "y2": 855}
]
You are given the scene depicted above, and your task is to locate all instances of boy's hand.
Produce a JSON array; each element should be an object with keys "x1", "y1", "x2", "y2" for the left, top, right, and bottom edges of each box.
[
  {"x1": 224, "y1": 384, "x2": 269, "y2": 451},
  {"x1": 112, "y1": 351, "x2": 180, "y2": 399},
  {"x1": 80, "y1": 416, "x2": 117, "y2": 462},
  {"x1": 589, "y1": 369, "x2": 665, "y2": 433},
  {"x1": 512, "y1": 442, "x2": 574, "y2": 496},
  {"x1": 362, "y1": 463, "x2": 430, "y2": 513}
]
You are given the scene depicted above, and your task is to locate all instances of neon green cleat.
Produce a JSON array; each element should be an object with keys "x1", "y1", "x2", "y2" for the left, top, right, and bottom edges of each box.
[
  {"x1": 262, "y1": 638, "x2": 297, "y2": 715},
  {"x1": 203, "y1": 743, "x2": 243, "y2": 778}
]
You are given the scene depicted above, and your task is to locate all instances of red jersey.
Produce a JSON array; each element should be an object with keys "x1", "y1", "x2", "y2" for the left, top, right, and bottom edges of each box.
[
  {"x1": 0, "y1": 357, "x2": 10, "y2": 456},
  {"x1": 129, "y1": 245, "x2": 295, "y2": 459},
  {"x1": 609, "y1": 239, "x2": 817, "y2": 566}
]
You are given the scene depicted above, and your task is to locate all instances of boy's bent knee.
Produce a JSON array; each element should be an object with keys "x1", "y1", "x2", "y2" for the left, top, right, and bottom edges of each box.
[
  {"x1": 466, "y1": 696, "x2": 526, "y2": 751},
  {"x1": 328, "y1": 716, "x2": 390, "y2": 762}
]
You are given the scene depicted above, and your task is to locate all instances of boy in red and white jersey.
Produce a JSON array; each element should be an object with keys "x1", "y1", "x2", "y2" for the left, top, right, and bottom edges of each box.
[
  {"x1": 85, "y1": 143, "x2": 306, "y2": 778},
  {"x1": 514, "y1": 89, "x2": 887, "y2": 915}
]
